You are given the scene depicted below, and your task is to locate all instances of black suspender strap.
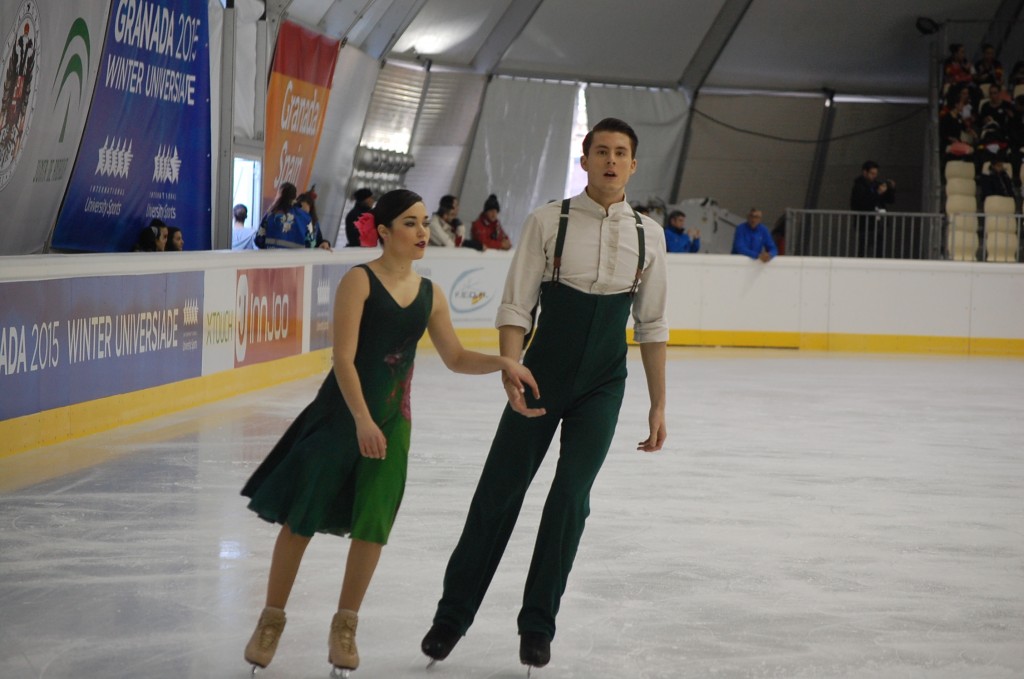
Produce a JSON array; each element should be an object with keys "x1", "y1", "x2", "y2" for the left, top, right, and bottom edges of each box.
[
  {"x1": 552, "y1": 198, "x2": 571, "y2": 283},
  {"x1": 630, "y1": 209, "x2": 645, "y2": 296}
]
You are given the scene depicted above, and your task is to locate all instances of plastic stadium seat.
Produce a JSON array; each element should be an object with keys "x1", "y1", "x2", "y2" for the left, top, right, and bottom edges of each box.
[
  {"x1": 983, "y1": 196, "x2": 1019, "y2": 262},
  {"x1": 946, "y1": 177, "x2": 976, "y2": 197},
  {"x1": 945, "y1": 194, "x2": 977, "y2": 215},
  {"x1": 947, "y1": 213, "x2": 979, "y2": 261},
  {"x1": 944, "y1": 161, "x2": 975, "y2": 181}
]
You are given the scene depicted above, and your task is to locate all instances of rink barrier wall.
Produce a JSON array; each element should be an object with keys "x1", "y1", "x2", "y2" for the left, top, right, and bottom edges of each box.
[{"x1": 1, "y1": 249, "x2": 1022, "y2": 456}]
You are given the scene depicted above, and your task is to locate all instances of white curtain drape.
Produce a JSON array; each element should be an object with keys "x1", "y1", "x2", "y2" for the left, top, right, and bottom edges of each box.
[
  {"x1": 232, "y1": 0, "x2": 264, "y2": 140},
  {"x1": 461, "y1": 78, "x2": 577, "y2": 245},
  {"x1": 584, "y1": 86, "x2": 688, "y2": 209},
  {"x1": 309, "y1": 46, "x2": 381, "y2": 246}
]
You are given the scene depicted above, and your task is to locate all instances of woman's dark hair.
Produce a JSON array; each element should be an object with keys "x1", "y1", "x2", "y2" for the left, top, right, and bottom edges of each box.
[
  {"x1": 134, "y1": 225, "x2": 159, "y2": 252},
  {"x1": 297, "y1": 191, "x2": 319, "y2": 225},
  {"x1": 165, "y1": 226, "x2": 182, "y2": 251},
  {"x1": 373, "y1": 189, "x2": 423, "y2": 230},
  {"x1": 268, "y1": 182, "x2": 297, "y2": 213}
]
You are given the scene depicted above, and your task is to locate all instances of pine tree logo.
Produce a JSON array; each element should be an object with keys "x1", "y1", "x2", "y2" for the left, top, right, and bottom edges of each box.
[
  {"x1": 0, "y1": 1, "x2": 41, "y2": 191},
  {"x1": 95, "y1": 136, "x2": 132, "y2": 178},
  {"x1": 152, "y1": 145, "x2": 181, "y2": 184}
]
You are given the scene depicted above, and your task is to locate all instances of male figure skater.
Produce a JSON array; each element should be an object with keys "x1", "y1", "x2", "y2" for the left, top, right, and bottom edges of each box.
[{"x1": 421, "y1": 117, "x2": 669, "y2": 670}]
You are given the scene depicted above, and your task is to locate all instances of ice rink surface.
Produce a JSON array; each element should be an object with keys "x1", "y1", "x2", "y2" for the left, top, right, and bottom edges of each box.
[{"x1": 1, "y1": 348, "x2": 1023, "y2": 679}]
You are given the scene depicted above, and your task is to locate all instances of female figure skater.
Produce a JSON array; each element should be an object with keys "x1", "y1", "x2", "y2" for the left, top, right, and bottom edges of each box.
[{"x1": 241, "y1": 189, "x2": 541, "y2": 676}]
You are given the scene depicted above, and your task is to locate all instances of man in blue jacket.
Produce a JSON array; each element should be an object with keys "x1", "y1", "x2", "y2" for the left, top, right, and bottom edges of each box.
[
  {"x1": 731, "y1": 208, "x2": 777, "y2": 262},
  {"x1": 664, "y1": 210, "x2": 701, "y2": 253}
]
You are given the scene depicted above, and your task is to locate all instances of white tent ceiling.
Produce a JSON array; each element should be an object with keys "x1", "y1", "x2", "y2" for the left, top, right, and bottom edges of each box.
[{"x1": 269, "y1": 0, "x2": 1009, "y2": 96}]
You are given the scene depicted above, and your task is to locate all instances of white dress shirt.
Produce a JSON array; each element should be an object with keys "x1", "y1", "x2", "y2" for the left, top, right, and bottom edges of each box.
[{"x1": 495, "y1": 190, "x2": 669, "y2": 344}]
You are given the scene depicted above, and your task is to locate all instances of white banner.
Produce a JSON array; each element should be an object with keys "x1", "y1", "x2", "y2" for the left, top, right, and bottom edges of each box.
[{"x1": 0, "y1": 0, "x2": 110, "y2": 254}]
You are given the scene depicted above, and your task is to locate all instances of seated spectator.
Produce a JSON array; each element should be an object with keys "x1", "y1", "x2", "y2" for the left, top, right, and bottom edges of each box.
[
  {"x1": 944, "y1": 44, "x2": 975, "y2": 91},
  {"x1": 663, "y1": 210, "x2": 700, "y2": 253},
  {"x1": 979, "y1": 83, "x2": 1012, "y2": 128},
  {"x1": 429, "y1": 195, "x2": 462, "y2": 247},
  {"x1": 471, "y1": 194, "x2": 512, "y2": 250},
  {"x1": 940, "y1": 97, "x2": 978, "y2": 159},
  {"x1": 133, "y1": 219, "x2": 168, "y2": 252},
  {"x1": 974, "y1": 43, "x2": 1004, "y2": 90},
  {"x1": 297, "y1": 190, "x2": 332, "y2": 250},
  {"x1": 344, "y1": 188, "x2": 374, "y2": 247},
  {"x1": 232, "y1": 203, "x2": 257, "y2": 250},
  {"x1": 731, "y1": 208, "x2": 777, "y2": 262},
  {"x1": 1010, "y1": 61, "x2": 1024, "y2": 92},
  {"x1": 428, "y1": 194, "x2": 484, "y2": 250},
  {"x1": 256, "y1": 182, "x2": 311, "y2": 249},
  {"x1": 166, "y1": 226, "x2": 184, "y2": 251},
  {"x1": 979, "y1": 158, "x2": 1015, "y2": 201}
]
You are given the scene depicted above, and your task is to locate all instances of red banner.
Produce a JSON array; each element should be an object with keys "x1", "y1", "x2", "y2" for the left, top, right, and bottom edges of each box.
[
  {"x1": 234, "y1": 267, "x2": 304, "y2": 367},
  {"x1": 263, "y1": 21, "x2": 341, "y2": 213}
]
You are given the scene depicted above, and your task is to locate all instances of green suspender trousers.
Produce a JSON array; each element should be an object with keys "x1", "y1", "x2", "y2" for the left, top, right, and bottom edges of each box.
[{"x1": 434, "y1": 198, "x2": 646, "y2": 640}]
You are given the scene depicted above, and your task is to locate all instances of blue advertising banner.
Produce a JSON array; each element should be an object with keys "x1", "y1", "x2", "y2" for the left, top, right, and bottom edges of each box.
[
  {"x1": 0, "y1": 271, "x2": 203, "y2": 420},
  {"x1": 50, "y1": 0, "x2": 211, "y2": 252}
]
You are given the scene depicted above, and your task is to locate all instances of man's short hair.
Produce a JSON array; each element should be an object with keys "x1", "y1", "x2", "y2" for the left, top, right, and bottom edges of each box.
[
  {"x1": 862, "y1": 160, "x2": 879, "y2": 172},
  {"x1": 582, "y1": 117, "x2": 639, "y2": 157},
  {"x1": 668, "y1": 210, "x2": 685, "y2": 220},
  {"x1": 438, "y1": 195, "x2": 457, "y2": 212},
  {"x1": 353, "y1": 188, "x2": 373, "y2": 202}
]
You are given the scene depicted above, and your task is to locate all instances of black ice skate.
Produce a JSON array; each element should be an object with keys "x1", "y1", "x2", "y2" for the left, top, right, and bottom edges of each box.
[
  {"x1": 519, "y1": 632, "x2": 550, "y2": 676},
  {"x1": 421, "y1": 623, "x2": 461, "y2": 667}
]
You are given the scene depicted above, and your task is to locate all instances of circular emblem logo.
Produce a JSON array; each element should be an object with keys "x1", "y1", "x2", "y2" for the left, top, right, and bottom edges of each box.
[
  {"x1": 0, "y1": 1, "x2": 40, "y2": 191},
  {"x1": 236, "y1": 273, "x2": 249, "y2": 362}
]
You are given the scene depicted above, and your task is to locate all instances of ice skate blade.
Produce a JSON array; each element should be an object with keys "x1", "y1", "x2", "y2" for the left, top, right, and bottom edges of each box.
[{"x1": 426, "y1": 658, "x2": 438, "y2": 669}]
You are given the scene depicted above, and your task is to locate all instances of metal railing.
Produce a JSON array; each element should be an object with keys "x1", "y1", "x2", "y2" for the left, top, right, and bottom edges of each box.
[
  {"x1": 785, "y1": 209, "x2": 944, "y2": 259},
  {"x1": 785, "y1": 209, "x2": 1022, "y2": 262}
]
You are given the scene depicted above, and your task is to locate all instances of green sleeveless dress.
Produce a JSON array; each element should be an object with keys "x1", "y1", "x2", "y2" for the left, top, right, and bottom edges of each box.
[{"x1": 241, "y1": 265, "x2": 433, "y2": 544}]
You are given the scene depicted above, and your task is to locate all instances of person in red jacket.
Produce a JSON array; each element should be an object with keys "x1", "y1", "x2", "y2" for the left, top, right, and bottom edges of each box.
[{"x1": 471, "y1": 194, "x2": 512, "y2": 250}]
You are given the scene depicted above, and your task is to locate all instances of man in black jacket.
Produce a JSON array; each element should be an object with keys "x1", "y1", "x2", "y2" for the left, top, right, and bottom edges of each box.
[{"x1": 850, "y1": 160, "x2": 895, "y2": 257}]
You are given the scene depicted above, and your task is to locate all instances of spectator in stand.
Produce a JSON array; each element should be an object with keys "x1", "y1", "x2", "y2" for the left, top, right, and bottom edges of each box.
[
  {"x1": 940, "y1": 94, "x2": 978, "y2": 160},
  {"x1": 429, "y1": 195, "x2": 463, "y2": 247},
  {"x1": 233, "y1": 203, "x2": 258, "y2": 250},
  {"x1": 1009, "y1": 61, "x2": 1024, "y2": 93},
  {"x1": 850, "y1": 161, "x2": 895, "y2": 258},
  {"x1": 471, "y1": 194, "x2": 512, "y2": 250},
  {"x1": 428, "y1": 195, "x2": 485, "y2": 250},
  {"x1": 979, "y1": 158, "x2": 1015, "y2": 202},
  {"x1": 133, "y1": 219, "x2": 168, "y2": 252},
  {"x1": 944, "y1": 44, "x2": 975, "y2": 92},
  {"x1": 974, "y1": 43, "x2": 1004, "y2": 90},
  {"x1": 166, "y1": 226, "x2": 184, "y2": 251},
  {"x1": 731, "y1": 208, "x2": 776, "y2": 262},
  {"x1": 979, "y1": 83, "x2": 1012, "y2": 128},
  {"x1": 345, "y1": 188, "x2": 374, "y2": 247},
  {"x1": 663, "y1": 210, "x2": 700, "y2": 253},
  {"x1": 297, "y1": 190, "x2": 332, "y2": 250},
  {"x1": 1008, "y1": 96, "x2": 1024, "y2": 179},
  {"x1": 256, "y1": 182, "x2": 308, "y2": 249}
]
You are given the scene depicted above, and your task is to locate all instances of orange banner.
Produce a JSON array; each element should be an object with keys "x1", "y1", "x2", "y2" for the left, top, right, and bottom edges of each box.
[{"x1": 262, "y1": 22, "x2": 340, "y2": 214}]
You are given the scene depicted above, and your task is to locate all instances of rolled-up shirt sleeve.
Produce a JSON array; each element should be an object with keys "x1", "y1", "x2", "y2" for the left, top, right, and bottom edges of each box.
[
  {"x1": 495, "y1": 211, "x2": 548, "y2": 331},
  {"x1": 632, "y1": 224, "x2": 669, "y2": 343}
]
